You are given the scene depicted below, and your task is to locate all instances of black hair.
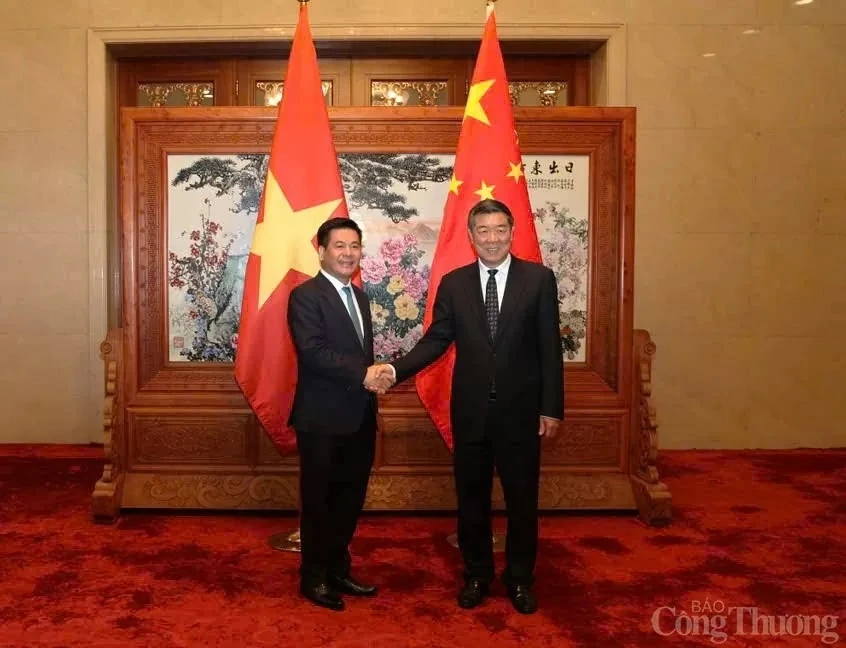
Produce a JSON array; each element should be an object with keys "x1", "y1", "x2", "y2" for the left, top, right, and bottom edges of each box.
[
  {"x1": 316, "y1": 217, "x2": 362, "y2": 248},
  {"x1": 467, "y1": 199, "x2": 514, "y2": 229}
]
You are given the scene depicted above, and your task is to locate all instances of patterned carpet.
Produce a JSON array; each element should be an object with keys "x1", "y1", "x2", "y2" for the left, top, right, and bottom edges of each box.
[{"x1": 0, "y1": 447, "x2": 844, "y2": 647}]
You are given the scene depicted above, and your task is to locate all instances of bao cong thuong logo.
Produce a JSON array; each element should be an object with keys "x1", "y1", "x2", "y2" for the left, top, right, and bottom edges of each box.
[{"x1": 651, "y1": 600, "x2": 840, "y2": 645}]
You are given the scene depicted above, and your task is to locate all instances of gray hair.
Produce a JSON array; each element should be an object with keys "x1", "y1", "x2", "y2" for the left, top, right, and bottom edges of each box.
[{"x1": 467, "y1": 199, "x2": 515, "y2": 230}]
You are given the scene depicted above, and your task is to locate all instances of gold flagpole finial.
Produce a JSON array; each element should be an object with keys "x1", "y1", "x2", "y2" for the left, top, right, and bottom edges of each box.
[{"x1": 298, "y1": 0, "x2": 309, "y2": 4}]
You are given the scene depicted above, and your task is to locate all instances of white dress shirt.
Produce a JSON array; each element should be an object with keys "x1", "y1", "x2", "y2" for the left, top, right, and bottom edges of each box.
[
  {"x1": 479, "y1": 254, "x2": 511, "y2": 310},
  {"x1": 320, "y1": 269, "x2": 364, "y2": 336},
  {"x1": 385, "y1": 255, "x2": 512, "y2": 383}
]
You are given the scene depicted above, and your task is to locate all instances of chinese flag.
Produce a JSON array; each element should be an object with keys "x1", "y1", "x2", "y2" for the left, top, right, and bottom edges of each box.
[
  {"x1": 415, "y1": 4, "x2": 543, "y2": 451},
  {"x1": 235, "y1": 2, "x2": 349, "y2": 455}
]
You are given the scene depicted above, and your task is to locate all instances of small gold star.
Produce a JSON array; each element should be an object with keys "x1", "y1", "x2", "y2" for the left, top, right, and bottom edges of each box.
[
  {"x1": 474, "y1": 181, "x2": 495, "y2": 201},
  {"x1": 463, "y1": 79, "x2": 495, "y2": 125},
  {"x1": 506, "y1": 162, "x2": 524, "y2": 182},
  {"x1": 448, "y1": 173, "x2": 464, "y2": 196}
]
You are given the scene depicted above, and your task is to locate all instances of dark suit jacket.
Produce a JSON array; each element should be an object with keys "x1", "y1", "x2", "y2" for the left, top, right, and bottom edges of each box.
[
  {"x1": 393, "y1": 257, "x2": 564, "y2": 442},
  {"x1": 287, "y1": 272, "x2": 376, "y2": 436}
]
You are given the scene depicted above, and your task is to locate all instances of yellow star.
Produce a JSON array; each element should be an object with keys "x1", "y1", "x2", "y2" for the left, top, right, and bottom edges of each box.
[
  {"x1": 506, "y1": 161, "x2": 524, "y2": 183},
  {"x1": 463, "y1": 79, "x2": 495, "y2": 125},
  {"x1": 474, "y1": 181, "x2": 495, "y2": 201},
  {"x1": 251, "y1": 172, "x2": 342, "y2": 309},
  {"x1": 448, "y1": 173, "x2": 464, "y2": 196}
]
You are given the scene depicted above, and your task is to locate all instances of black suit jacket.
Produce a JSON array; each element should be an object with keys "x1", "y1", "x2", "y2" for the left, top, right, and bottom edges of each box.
[
  {"x1": 393, "y1": 257, "x2": 564, "y2": 442},
  {"x1": 287, "y1": 272, "x2": 376, "y2": 436}
]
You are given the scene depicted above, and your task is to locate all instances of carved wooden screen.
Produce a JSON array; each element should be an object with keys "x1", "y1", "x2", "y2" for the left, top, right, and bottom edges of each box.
[{"x1": 95, "y1": 106, "x2": 670, "y2": 526}]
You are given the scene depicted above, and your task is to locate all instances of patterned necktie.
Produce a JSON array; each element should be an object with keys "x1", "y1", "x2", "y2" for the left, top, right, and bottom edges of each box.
[
  {"x1": 342, "y1": 286, "x2": 365, "y2": 347},
  {"x1": 485, "y1": 269, "x2": 499, "y2": 340}
]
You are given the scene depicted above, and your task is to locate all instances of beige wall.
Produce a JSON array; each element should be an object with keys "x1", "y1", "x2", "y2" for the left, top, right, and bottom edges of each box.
[{"x1": 0, "y1": 0, "x2": 844, "y2": 448}]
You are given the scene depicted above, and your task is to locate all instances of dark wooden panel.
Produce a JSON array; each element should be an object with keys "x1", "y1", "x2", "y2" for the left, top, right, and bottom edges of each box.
[
  {"x1": 128, "y1": 409, "x2": 250, "y2": 466},
  {"x1": 543, "y1": 414, "x2": 624, "y2": 467},
  {"x1": 378, "y1": 413, "x2": 452, "y2": 466}
]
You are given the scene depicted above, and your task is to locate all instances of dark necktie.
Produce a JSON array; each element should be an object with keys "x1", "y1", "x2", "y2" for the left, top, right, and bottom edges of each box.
[
  {"x1": 342, "y1": 286, "x2": 365, "y2": 347},
  {"x1": 485, "y1": 269, "x2": 498, "y2": 340}
]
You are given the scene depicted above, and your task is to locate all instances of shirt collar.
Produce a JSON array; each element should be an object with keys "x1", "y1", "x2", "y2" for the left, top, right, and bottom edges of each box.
[
  {"x1": 478, "y1": 253, "x2": 512, "y2": 275},
  {"x1": 320, "y1": 269, "x2": 352, "y2": 291}
]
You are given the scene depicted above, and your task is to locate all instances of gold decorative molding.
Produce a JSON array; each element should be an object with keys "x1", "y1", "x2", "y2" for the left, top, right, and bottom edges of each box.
[
  {"x1": 176, "y1": 82, "x2": 214, "y2": 106},
  {"x1": 120, "y1": 473, "x2": 635, "y2": 511},
  {"x1": 508, "y1": 81, "x2": 568, "y2": 107},
  {"x1": 141, "y1": 475, "x2": 300, "y2": 509},
  {"x1": 255, "y1": 80, "x2": 332, "y2": 106},
  {"x1": 138, "y1": 82, "x2": 214, "y2": 107},
  {"x1": 370, "y1": 81, "x2": 448, "y2": 107}
]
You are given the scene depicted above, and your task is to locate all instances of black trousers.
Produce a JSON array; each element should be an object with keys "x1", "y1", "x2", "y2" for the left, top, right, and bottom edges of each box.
[
  {"x1": 453, "y1": 400, "x2": 542, "y2": 587},
  {"x1": 296, "y1": 406, "x2": 376, "y2": 585}
]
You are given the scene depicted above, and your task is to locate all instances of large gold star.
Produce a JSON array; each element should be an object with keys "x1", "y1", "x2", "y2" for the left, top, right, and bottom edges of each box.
[
  {"x1": 448, "y1": 173, "x2": 464, "y2": 196},
  {"x1": 474, "y1": 181, "x2": 495, "y2": 201},
  {"x1": 506, "y1": 161, "x2": 524, "y2": 183},
  {"x1": 251, "y1": 172, "x2": 342, "y2": 309},
  {"x1": 463, "y1": 79, "x2": 495, "y2": 125}
]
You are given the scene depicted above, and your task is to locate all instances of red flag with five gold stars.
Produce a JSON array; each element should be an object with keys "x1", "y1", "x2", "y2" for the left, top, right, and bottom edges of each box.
[
  {"x1": 235, "y1": 2, "x2": 349, "y2": 454},
  {"x1": 415, "y1": 3, "x2": 543, "y2": 451}
]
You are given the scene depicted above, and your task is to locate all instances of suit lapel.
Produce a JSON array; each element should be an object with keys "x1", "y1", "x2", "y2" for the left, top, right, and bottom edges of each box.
[
  {"x1": 494, "y1": 257, "x2": 527, "y2": 346},
  {"x1": 354, "y1": 285, "x2": 373, "y2": 356},
  {"x1": 315, "y1": 272, "x2": 365, "y2": 352},
  {"x1": 462, "y1": 264, "x2": 490, "y2": 344}
]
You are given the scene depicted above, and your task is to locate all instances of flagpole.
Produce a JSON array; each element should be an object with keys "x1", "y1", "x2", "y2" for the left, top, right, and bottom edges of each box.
[
  {"x1": 446, "y1": 0, "x2": 505, "y2": 555},
  {"x1": 266, "y1": 0, "x2": 311, "y2": 553}
]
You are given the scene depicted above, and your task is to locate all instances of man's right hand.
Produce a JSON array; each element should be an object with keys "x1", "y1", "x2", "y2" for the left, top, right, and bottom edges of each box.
[{"x1": 363, "y1": 364, "x2": 396, "y2": 395}]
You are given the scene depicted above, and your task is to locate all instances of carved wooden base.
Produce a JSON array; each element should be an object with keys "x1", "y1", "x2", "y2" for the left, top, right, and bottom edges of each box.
[
  {"x1": 630, "y1": 329, "x2": 673, "y2": 527},
  {"x1": 91, "y1": 326, "x2": 672, "y2": 524},
  {"x1": 91, "y1": 474, "x2": 125, "y2": 524},
  {"x1": 118, "y1": 472, "x2": 637, "y2": 511},
  {"x1": 630, "y1": 474, "x2": 672, "y2": 527},
  {"x1": 91, "y1": 330, "x2": 123, "y2": 525}
]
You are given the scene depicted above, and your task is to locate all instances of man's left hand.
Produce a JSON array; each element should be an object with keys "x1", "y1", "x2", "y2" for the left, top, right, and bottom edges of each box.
[{"x1": 538, "y1": 416, "x2": 560, "y2": 439}]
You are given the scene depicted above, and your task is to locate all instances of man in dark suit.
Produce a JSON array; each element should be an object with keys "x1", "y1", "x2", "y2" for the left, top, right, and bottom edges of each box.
[
  {"x1": 288, "y1": 217, "x2": 391, "y2": 612},
  {"x1": 382, "y1": 199, "x2": 564, "y2": 614}
]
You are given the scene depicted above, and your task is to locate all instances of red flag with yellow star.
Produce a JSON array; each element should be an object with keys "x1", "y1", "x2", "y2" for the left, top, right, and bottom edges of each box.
[
  {"x1": 415, "y1": 4, "x2": 543, "y2": 451},
  {"x1": 235, "y1": 2, "x2": 349, "y2": 454}
]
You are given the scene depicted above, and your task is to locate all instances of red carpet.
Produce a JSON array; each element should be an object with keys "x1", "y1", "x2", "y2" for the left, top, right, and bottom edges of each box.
[{"x1": 0, "y1": 447, "x2": 844, "y2": 647}]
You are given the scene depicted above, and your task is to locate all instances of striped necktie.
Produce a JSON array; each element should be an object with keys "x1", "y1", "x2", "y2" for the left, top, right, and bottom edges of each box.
[{"x1": 342, "y1": 286, "x2": 364, "y2": 347}]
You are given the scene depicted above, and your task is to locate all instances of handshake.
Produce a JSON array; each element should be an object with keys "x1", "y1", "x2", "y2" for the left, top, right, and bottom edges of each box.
[{"x1": 363, "y1": 364, "x2": 396, "y2": 395}]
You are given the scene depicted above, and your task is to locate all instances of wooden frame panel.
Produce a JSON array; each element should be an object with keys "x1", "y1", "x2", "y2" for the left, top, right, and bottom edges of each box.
[
  {"x1": 234, "y1": 58, "x2": 352, "y2": 106},
  {"x1": 93, "y1": 106, "x2": 671, "y2": 525},
  {"x1": 350, "y1": 59, "x2": 468, "y2": 106},
  {"x1": 118, "y1": 59, "x2": 237, "y2": 107}
]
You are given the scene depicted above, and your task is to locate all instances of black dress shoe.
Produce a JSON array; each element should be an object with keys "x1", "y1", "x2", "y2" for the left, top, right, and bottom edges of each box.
[
  {"x1": 457, "y1": 579, "x2": 489, "y2": 609},
  {"x1": 506, "y1": 584, "x2": 538, "y2": 614},
  {"x1": 328, "y1": 574, "x2": 378, "y2": 597},
  {"x1": 300, "y1": 581, "x2": 344, "y2": 611}
]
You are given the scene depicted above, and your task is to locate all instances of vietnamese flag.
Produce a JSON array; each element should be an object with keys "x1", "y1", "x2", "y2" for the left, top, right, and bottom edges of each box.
[
  {"x1": 415, "y1": 3, "x2": 543, "y2": 451},
  {"x1": 235, "y1": 1, "x2": 350, "y2": 455}
]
